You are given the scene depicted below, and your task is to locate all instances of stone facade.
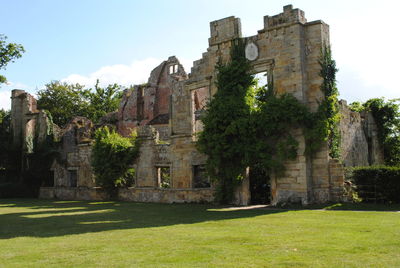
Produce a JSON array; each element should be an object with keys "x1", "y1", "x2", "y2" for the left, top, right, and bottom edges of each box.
[{"x1": 13, "y1": 5, "x2": 383, "y2": 205}]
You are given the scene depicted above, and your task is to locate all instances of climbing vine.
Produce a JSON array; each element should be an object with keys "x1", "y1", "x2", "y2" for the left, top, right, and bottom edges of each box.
[
  {"x1": 197, "y1": 40, "x2": 341, "y2": 203},
  {"x1": 251, "y1": 90, "x2": 311, "y2": 174},
  {"x1": 196, "y1": 39, "x2": 254, "y2": 203},
  {"x1": 317, "y1": 44, "x2": 341, "y2": 158}
]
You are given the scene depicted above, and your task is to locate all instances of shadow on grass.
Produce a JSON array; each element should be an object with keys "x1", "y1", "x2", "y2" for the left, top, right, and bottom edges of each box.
[{"x1": 0, "y1": 199, "x2": 286, "y2": 239}]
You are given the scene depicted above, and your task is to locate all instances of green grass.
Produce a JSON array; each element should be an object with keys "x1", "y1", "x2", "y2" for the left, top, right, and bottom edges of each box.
[{"x1": 0, "y1": 200, "x2": 399, "y2": 267}]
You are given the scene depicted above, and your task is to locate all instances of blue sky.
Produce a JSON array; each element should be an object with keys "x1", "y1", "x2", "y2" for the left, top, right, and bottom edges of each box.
[{"x1": 1, "y1": 0, "x2": 399, "y2": 109}]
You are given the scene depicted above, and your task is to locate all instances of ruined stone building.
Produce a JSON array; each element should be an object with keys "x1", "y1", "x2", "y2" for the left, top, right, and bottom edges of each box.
[{"x1": 11, "y1": 5, "x2": 383, "y2": 205}]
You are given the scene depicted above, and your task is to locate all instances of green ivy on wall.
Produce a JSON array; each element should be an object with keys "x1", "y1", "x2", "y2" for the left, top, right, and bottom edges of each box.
[{"x1": 196, "y1": 39, "x2": 255, "y2": 203}]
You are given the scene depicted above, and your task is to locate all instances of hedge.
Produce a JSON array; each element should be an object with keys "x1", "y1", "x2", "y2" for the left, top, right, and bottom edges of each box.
[{"x1": 350, "y1": 165, "x2": 400, "y2": 203}]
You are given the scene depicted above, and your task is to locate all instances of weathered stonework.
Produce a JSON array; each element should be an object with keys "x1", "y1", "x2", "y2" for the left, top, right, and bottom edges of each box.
[
  {"x1": 11, "y1": 90, "x2": 53, "y2": 153},
  {"x1": 339, "y1": 100, "x2": 384, "y2": 167},
  {"x1": 12, "y1": 5, "x2": 384, "y2": 205}
]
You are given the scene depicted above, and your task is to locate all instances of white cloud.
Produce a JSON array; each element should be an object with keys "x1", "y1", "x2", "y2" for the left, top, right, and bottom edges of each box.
[
  {"x1": 62, "y1": 57, "x2": 194, "y2": 88},
  {"x1": 0, "y1": 90, "x2": 12, "y2": 110}
]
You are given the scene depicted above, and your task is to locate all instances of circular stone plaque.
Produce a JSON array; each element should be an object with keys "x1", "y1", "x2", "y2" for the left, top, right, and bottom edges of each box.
[{"x1": 245, "y1": 42, "x2": 258, "y2": 61}]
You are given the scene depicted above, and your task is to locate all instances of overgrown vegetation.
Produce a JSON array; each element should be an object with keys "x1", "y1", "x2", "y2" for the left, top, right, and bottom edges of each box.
[
  {"x1": 23, "y1": 113, "x2": 58, "y2": 192},
  {"x1": 316, "y1": 45, "x2": 341, "y2": 158},
  {"x1": 37, "y1": 79, "x2": 123, "y2": 126},
  {"x1": 0, "y1": 108, "x2": 57, "y2": 197},
  {"x1": 350, "y1": 98, "x2": 400, "y2": 165},
  {"x1": 197, "y1": 41, "x2": 340, "y2": 203},
  {"x1": 251, "y1": 92, "x2": 310, "y2": 173},
  {"x1": 349, "y1": 165, "x2": 400, "y2": 203},
  {"x1": 0, "y1": 109, "x2": 26, "y2": 198},
  {"x1": 91, "y1": 127, "x2": 140, "y2": 197}
]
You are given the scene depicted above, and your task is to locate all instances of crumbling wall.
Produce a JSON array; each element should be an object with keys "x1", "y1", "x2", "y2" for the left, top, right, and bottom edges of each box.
[
  {"x1": 52, "y1": 117, "x2": 95, "y2": 188},
  {"x1": 117, "y1": 56, "x2": 187, "y2": 137},
  {"x1": 339, "y1": 100, "x2": 384, "y2": 167},
  {"x1": 362, "y1": 110, "x2": 384, "y2": 165},
  {"x1": 10, "y1": 89, "x2": 55, "y2": 186},
  {"x1": 10, "y1": 90, "x2": 53, "y2": 152}
]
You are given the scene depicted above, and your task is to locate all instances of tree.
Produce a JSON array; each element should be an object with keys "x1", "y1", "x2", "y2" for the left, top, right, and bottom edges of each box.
[
  {"x1": 0, "y1": 34, "x2": 25, "y2": 84},
  {"x1": 83, "y1": 80, "x2": 123, "y2": 123},
  {"x1": 37, "y1": 81, "x2": 89, "y2": 126},
  {"x1": 91, "y1": 126, "x2": 139, "y2": 197},
  {"x1": 37, "y1": 80, "x2": 122, "y2": 126},
  {"x1": 318, "y1": 44, "x2": 340, "y2": 158}
]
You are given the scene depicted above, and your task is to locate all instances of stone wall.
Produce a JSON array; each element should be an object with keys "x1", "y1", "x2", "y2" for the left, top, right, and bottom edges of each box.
[
  {"x1": 51, "y1": 117, "x2": 95, "y2": 188},
  {"x1": 339, "y1": 100, "x2": 384, "y2": 167},
  {"x1": 117, "y1": 56, "x2": 187, "y2": 137},
  {"x1": 40, "y1": 186, "x2": 214, "y2": 203},
  {"x1": 10, "y1": 90, "x2": 53, "y2": 153},
  {"x1": 185, "y1": 5, "x2": 335, "y2": 205}
]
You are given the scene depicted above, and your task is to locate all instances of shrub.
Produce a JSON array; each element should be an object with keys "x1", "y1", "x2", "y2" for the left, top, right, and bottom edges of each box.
[
  {"x1": 350, "y1": 166, "x2": 400, "y2": 203},
  {"x1": 91, "y1": 127, "x2": 139, "y2": 197}
]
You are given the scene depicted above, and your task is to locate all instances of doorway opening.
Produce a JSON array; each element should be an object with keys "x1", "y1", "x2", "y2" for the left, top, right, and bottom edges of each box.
[{"x1": 249, "y1": 165, "x2": 271, "y2": 204}]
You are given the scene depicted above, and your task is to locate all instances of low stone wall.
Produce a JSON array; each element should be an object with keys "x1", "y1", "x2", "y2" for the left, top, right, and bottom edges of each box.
[
  {"x1": 40, "y1": 187, "x2": 215, "y2": 203},
  {"x1": 39, "y1": 187, "x2": 108, "y2": 201},
  {"x1": 118, "y1": 188, "x2": 214, "y2": 203}
]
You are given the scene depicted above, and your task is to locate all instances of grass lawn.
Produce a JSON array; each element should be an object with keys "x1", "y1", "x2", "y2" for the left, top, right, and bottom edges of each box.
[{"x1": 0, "y1": 199, "x2": 399, "y2": 267}]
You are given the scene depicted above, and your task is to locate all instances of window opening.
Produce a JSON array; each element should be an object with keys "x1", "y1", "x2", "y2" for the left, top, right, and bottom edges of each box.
[
  {"x1": 69, "y1": 170, "x2": 77, "y2": 187},
  {"x1": 254, "y1": 71, "x2": 268, "y2": 89},
  {"x1": 42, "y1": 170, "x2": 54, "y2": 187},
  {"x1": 157, "y1": 167, "x2": 171, "y2": 188},
  {"x1": 169, "y1": 64, "x2": 179, "y2": 74},
  {"x1": 137, "y1": 87, "x2": 144, "y2": 120},
  {"x1": 193, "y1": 165, "x2": 210, "y2": 188}
]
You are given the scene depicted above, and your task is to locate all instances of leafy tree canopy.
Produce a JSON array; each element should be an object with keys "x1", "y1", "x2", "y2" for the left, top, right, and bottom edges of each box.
[
  {"x1": 37, "y1": 80, "x2": 123, "y2": 126},
  {"x1": 0, "y1": 34, "x2": 25, "y2": 84}
]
